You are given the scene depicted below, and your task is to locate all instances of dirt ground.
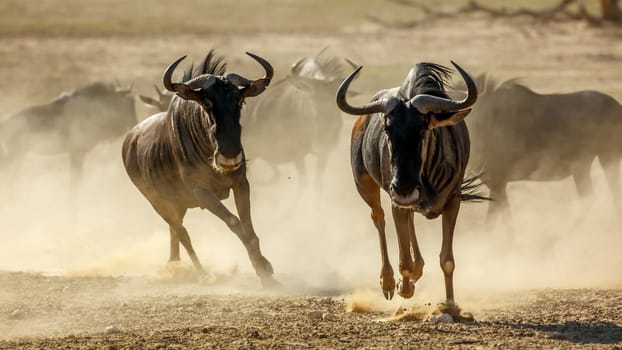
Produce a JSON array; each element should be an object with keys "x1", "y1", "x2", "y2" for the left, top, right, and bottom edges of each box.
[{"x1": 1, "y1": 1, "x2": 622, "y2": 349}]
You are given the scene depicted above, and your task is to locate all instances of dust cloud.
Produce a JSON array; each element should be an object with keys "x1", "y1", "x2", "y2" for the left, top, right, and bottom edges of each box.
[{"x1": 1, "y1": 98, "x2": 621, "y2": 305}]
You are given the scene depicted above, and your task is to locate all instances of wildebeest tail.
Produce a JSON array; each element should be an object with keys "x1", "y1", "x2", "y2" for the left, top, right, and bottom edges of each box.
[{"x1": 460, "y1": 173, "x2": 491, "y2": 202}]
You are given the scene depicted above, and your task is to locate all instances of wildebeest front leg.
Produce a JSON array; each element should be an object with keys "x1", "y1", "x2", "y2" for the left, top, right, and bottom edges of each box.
[
  {"x1": 438, "y1": 195, "x2": 462, "y2": 316},
  {"x1": 392, "y1": 205, "x2": 415, "y2": 299},
  {"x1": 407, "y1": 211, "x2": 424, "y2": 283},
  {"x1": 232, "y1": 178, "x2": 276, "y2": 287},
  {"x1": 356, "y1": 173, "x2": 395, "y2": 299}
]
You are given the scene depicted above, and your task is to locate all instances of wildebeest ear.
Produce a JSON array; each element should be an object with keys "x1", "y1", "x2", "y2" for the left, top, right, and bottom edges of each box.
[
  {"x1": 173, "y1": 84, "x2": 202, "y2": 103},
  {"x1": 428, "y1": 109, "x2": 471, "y2": 129},
  {"x1": 139, "y1": 95, "x2": 159, "y2": 107}
]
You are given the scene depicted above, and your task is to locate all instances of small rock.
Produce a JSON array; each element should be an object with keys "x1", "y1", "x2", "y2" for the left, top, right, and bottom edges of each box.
[
  {"x1": 105, "y1": 325, "x2": 122, "y2": 334},
  {"x1": 308, "y1": 310, "x2": 323, "y2": 320},
  {"x1": 427, "y1": 313, "x2": 454, "y2": 323},
  {"x1": 222, "y1": 307, "x2": 233, "y2": 313},
  {"x1": 248, "y1": 329, "x2": 262, "y2": 339}
]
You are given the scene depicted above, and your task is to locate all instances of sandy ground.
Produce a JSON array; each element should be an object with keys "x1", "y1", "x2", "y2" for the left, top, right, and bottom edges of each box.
[
  {"x1": 0, "y1": 272, "x2": 621, "y2": 349},
  {"x1": 1, "y1": 1, "x2": 622, "y2": 348}
]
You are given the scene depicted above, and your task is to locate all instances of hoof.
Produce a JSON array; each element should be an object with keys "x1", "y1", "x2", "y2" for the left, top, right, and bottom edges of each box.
[
  {"x1": 260, "y1": 276, "x2": 281, "y2": 290},
  {"x1": 254, "y1": 256, "x2": 274, "y2": 276},
  {"x1": 397, "y1": 278, "x2": 415, "y2": 299},
  {"x1": 435, "y1": 301, "x2": 475, "y2": 323},
  {"x1": 382, "y1": 288, "x2": 395, "y2": 300},
  {"x1": 380, "y1": 276, "x2": 396, "y2": 300}
]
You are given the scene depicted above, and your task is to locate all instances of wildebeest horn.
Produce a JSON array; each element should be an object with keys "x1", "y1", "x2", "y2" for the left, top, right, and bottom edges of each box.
[
  {"x1": 236, "y1": 52, "x2": 274, "y2": 98},
  {"x1": 336, "y1": 66, "x2": 399, "y2": 116},
  {"x1": 345, "y1": 58, "x2": 358, "y2": 71},
  {"x1": 410, "y1": 61, "x2": 478, "y2": 114},
  {"x1": 246, "y1": 52, "x2": 274, "y2": 82},
  {"x1": 162, "y1": 55, "x2": 208, "y2": 103},
  {"x1": 114, "y1": 80, "x2": 133, "y2": 94},
  {"x1": 226, "y1": 73, "x2": 252, "y2": 87},
  {"x1": 290, "y1": 58, "x2": 306, "y2": 75},
  {"x1": 162, "y1": 56, "x2": 187, "y2": 93}
]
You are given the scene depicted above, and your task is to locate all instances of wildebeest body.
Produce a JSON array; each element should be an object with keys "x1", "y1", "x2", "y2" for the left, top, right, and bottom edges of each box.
[
  {"x1": 337, "y1": 61, "x2": 483, "y2": 320},
  {"x1": 1, "y1": 82, "x2": 136, "y2": 184},
  {"x1": 122, "y1": 51, "x2": 277, "y2": 286},
  {"x1": 467, "y1": 77, "x2": 622, "y2": 218}
]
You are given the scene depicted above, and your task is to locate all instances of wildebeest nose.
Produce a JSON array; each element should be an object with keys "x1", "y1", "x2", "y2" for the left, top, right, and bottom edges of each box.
[
  {"x1": 390, "y1": 180, "x2": 417, "y2": 196},
  {"x1": 214, "y1": 152, "x2": 243, "y2": 171}
]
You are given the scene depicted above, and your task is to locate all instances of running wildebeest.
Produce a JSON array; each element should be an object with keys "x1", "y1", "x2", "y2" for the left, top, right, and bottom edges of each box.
[
  {"x1": 122, "y1": 50, "x2": 277, "y2": 286},
  {"x1": 243, "y1": 50, "x2": 356, "y2": 185},
  {"x1": 1, "y1": 81, "x2": 135, "y2": 185},
  {"x1": 465, "y1": 75, "x2": 622, "y2": 221},
  {"x1": 336, "y1": 61, "x2": 485, "y2": 320},
  {"x1": 139, "y1": 85, "x2": 173, "y2": 113}
]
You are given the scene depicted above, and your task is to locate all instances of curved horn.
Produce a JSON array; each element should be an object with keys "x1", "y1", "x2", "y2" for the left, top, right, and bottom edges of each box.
[
  {"x1": 226, "y1": 73, "x2": 253, "y2": 87},
  {"x1": 246, "y1": 52, "x2": 273, "y2": 81},
  {"x1": 336, "y1": 66, "x2": 396, "y2": 116},
  {"x1": 410, "y1": 61, "x2": 478, "y2": 114},
  {"x1": 290, "y1": 58, "x2": 306, "y2": 75},
  {"x1": 162, "y1": 55, "x2": 187, "y2": 93},
  {"x1": 238, "y1": 52, "x2": 274, "y2": 98},
  {"x1": 345, "y1": 58, "x2": 358, "y2": 71},
  {"x1": 113, "y1": 79, "x2": 133, "y2": 94}
]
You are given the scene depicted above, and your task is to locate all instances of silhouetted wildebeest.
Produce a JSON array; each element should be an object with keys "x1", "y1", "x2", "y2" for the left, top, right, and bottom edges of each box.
[
  {"x1": 243, "y1": 50, "x2": 356, "y2": 185},
  {"x1": 139, "y1": 85, "x2": 173, "y2": 113},
  {"x1": 1, "y1": 81, "x2": 135, "y2": 185},
  {"x1": 122, "y1": 51, "x2": 277, "y2": 286},
  {"x1": 337, "y1": 61, "x2": 485, "y2": 319},
  {"x1": 465, "y1": 75, "x2": 622, "y2": 221}
]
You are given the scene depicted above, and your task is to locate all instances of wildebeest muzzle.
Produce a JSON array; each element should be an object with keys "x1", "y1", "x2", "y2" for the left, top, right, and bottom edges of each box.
[{"x1": 213, "y1": 152, "x2": 243, "y2": 172}]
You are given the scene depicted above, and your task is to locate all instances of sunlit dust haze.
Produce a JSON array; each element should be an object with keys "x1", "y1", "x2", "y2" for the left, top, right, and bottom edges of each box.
[{"x1": 2, "y1": 107, "x2": 621, "y2": 295}]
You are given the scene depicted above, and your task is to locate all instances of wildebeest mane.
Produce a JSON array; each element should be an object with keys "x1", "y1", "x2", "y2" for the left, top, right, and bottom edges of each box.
[
  {"x1": 399, "y1": 63, "x2": 453, "y2": 101},
  {"x1": 180, "y1": 50, "x2": 227, "y2": 82}
]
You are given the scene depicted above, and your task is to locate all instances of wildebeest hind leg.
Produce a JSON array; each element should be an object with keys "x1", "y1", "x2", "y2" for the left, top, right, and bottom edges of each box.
[
  {"x1": 356, "y1": 173, "x2": 395, "y2": 300},
  {"x1": 599, "y1": 153, "x2": 622, "y2": 215},
  {"x1": 194, "y1": 185, "x2": 276, "y2": 287},
  {"x1": 151, "y1": 201, "x2": 206, "y2": 274},
  {"x1": 572, "y1": 163, "x2": 595, "y2": 213}
]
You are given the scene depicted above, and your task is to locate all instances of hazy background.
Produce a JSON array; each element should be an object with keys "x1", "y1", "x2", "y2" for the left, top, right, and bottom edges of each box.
[{"x1": 1, "y1": 0, "x2": 621, "y2": 308}]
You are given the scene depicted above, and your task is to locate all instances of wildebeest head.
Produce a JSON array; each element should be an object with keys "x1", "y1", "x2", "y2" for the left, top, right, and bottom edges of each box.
[
  {"x1": 336, "y1": 61, "x2": 477, "y2": 208},
  {"x1": 289, "y1": 52, "x2": 358, "y2": 108},
  {"x1": 139, "y1": 85, "x2": 173, "y2": 112},
  {"x1": 163, "y1": 51, "x2": 273, "y2": 172}
]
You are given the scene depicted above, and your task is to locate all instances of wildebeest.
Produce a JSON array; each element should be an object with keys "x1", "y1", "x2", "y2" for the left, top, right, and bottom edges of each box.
[
  {"x1": 122, "y1": 50, "x2": 277, "y2": 286},
  {"x1": 243, "y1": 50, "x2": 356, "y2": 185},
  {"x1": 1, "y1": 81, "x2": 135, "y2": 185},
  {"x1": 465, "y1": 75, "x2": 622, "y2": 221},
  {"x1": 139, "y1": 85, "x2": 173, "y2": 113},
  {"x1": 336, "y1": 61, "x2": 483, "y2": 319}
]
